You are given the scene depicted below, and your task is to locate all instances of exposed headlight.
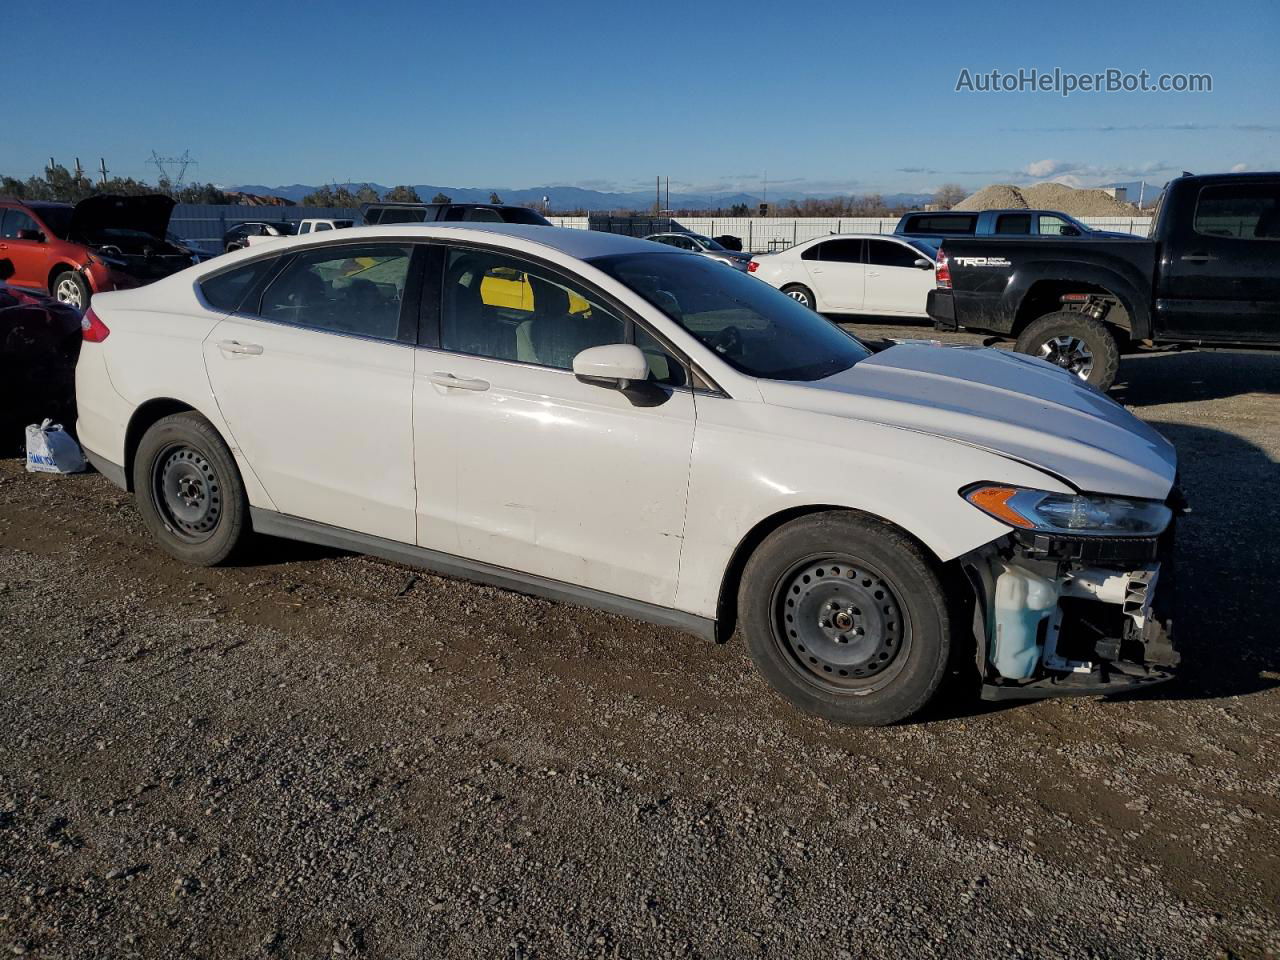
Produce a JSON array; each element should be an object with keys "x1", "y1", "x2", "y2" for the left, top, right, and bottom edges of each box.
[{"x1": 963, "y1": 484, "x2": 1172, "y2": 537}]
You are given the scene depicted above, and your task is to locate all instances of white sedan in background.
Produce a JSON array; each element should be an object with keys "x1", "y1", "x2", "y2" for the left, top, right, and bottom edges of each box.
[
  {"x1": 75, "y1": 223, "x2": 1179, "y2": 726},
  {"x1": 748, "y1": 234, "x2": 938, "y2": 317}
]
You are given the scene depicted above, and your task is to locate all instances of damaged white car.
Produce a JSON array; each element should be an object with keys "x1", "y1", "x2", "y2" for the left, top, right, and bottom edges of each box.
[{"x1": 74, "y1": 224, "x2": 1181, "y2": 725}]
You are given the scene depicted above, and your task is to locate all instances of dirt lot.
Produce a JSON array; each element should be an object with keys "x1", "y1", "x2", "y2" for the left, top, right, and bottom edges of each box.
[{"x1": 2, "y1": 328, "x2": 1278, "y2": 959}]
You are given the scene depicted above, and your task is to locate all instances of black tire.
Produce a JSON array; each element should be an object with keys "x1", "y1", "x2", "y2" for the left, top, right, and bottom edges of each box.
[
  {"x1": 781, "y1": 283, "x2": 816, "y2": 311},
  {"x1": 51, "y1": 270, "x2": 90, "y2": 310},
  {"x1": 132, "y1": 412, "x2": 250, "y2": 566},
  {"x1": 1014, "y1": 311, "x2": 1121, "y2": 391},
  {"x1": 738, "y1": 512, "x2": 952, "y2": 726}
]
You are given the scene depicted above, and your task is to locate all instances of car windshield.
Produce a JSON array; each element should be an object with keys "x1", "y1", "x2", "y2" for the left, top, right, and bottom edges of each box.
[
  {"x1": 499, "y1": 207, "x2": 553, "y2": 226},
  {"x1": 591, "y1": 252, "x2": 871, "y2": 382},
  {"x1": 691, "y1": 234, "x2": 725, "y2": 251}
]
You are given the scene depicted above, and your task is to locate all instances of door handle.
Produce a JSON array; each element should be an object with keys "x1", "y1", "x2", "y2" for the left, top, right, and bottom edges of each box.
[
  {"x1": 867, "y1": 270, "x2": 881, "y2": 278},
  {"x1": 217, "y1": 340, "x2": 263, "y2": 355},
  {"x1": 1179, "y1": 253, "x2": 1217, "y2": 263},
  {"x1": 429, "y1": 371, "x2": 490, "y2": 391}
]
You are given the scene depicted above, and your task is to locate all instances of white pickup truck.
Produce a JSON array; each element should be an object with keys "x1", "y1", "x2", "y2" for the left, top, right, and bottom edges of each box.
[{"x1": 245, "y1": 218, "x2": 353, "y2": 247}]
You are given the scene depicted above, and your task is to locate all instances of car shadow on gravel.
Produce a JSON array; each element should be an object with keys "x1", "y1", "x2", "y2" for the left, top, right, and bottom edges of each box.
[
  {"x1": 1113, "y1": 348, "x2": 1280, "y2": 406},
  {"x1": 229, "y1": 534, "x2": 350, "y2": 568}
]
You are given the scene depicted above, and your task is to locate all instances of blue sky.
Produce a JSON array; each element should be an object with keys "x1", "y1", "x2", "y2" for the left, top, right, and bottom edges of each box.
[{"x1": 3, "y1": 0, "x2": 1276, "y2": 196}]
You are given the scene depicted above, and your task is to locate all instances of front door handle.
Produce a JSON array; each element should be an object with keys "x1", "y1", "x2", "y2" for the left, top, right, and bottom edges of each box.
[
  {"x1": 866, "y1": 270, "x2": 881, "y2": 278},
  {"x1": 217, "y1": 340, "x2": 263, "y2": 355},
  {"x1": 1179, "y1": 253, "x2": 1217, "y2": 263},
  {"x1": 429, "y1": 372, "x2": 490, "y2": 391}
]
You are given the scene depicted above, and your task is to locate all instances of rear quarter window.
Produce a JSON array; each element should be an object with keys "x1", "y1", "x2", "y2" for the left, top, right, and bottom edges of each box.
[{"x1": 199, "y1": 259, "x2": 276, "y2": 312}]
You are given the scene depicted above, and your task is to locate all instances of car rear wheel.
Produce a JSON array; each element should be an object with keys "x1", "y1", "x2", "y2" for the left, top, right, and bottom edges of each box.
[
  {"x1": 132, "y1": 412, "x2": 250, "y2": 566},
  {"x1": 738, "y1": 512, "x2": 952, "y2": 726},
  {"x1": 52, "y1": 270, "x2": 90, "y2": 310},
  {"x1": 1014, "y1": 311, "x2": 1121, "y2": 391},
  {"x1": 781, "y1": 283, "x2": 816, "y2": 310}
]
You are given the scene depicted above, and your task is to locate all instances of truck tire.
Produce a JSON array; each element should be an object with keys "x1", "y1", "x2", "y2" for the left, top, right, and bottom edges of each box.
[
  {"x1": 738, "y1": 511, "x2": 952, "y2": 726},
  {"x1": 1014, "y1": 312, "x2": 1121, "y2": 391},
  {"x1": 52, "y1": 270, "x2": 90, "y2": 310}
]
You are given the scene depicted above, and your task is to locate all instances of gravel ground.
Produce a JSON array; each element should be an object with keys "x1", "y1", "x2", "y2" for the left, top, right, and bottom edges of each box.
[{"x1": 1, "y1": 328, "x2": 1278, "y2": 959}]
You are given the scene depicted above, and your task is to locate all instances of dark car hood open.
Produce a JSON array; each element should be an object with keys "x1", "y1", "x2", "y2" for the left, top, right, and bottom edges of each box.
[{"x1": 69, "y1": 194, "x2": 176, "y2": 242}]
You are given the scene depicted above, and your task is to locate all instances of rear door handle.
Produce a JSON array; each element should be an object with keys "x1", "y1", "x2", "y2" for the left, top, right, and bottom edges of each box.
[
  {"x1": 1179, "y1": 253, "x2": 1217, "y2": 263},
  {"x1": 867, "y1": 270, "x2": 881, "y2": 278},
  {"x1": 217, "y1": 340, "x2": 263, "y2": 355},
  {"x1": 429, "y1": 372, "x2": 490, "y2": 391}
]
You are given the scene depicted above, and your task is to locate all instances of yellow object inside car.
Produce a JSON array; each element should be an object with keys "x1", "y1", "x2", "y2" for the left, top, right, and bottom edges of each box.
[{"x1": 481, "y1": 267, "x2": 590, "y2": 314}]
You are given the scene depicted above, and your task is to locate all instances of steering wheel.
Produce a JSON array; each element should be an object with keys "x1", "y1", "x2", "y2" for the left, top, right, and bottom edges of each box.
[{"x1": 709, "y1": 325, "x2": 743, "y2": 356}]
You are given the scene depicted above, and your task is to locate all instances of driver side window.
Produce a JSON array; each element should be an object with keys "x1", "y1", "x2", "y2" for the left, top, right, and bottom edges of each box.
[{"x1": 440, "y1": 249, "x2": 626, "y2": 369}]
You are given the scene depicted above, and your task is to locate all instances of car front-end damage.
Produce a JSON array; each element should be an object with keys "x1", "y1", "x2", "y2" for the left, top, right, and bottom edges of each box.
[
  {"x1": 957, "y1": 485, "x2": 1185, "y2": 701},
  {"x1": 70, "y1": 195, "x2": 198, "y2": 295}
]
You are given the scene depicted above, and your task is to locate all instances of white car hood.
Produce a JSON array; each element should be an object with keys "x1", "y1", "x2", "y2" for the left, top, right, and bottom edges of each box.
[{"x1": 756, "y1": 344, "x2": 1176, "y2": 500}]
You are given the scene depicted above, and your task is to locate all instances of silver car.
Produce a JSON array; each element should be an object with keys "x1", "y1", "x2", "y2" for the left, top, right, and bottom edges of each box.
[{"x1": 644, "y1": 232, "x2": 752, "y2": 270}]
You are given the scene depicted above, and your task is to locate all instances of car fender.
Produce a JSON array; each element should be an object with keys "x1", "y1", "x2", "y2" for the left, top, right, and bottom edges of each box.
[
  {"x1": 673, "y1": 396, "x2": 1072, "y2": 619},
  {"x1": 1006, "y1": 258, "x2": 1153, "y2": 339}
]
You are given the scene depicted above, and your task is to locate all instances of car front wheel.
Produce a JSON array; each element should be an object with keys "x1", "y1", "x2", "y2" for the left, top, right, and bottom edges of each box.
[
  {"x1": 739, "y1": 512, "x2": 952, "y2": 726},
  {"x1": 132, "y1": 412, "x2": 250, "y2": 566},
  {"x1": 52, "y1": 270, "x2": 90, "y2": 310}
]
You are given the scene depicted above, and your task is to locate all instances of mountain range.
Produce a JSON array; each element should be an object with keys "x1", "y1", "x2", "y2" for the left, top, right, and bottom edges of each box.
[{"x1": 227, "y1": 182, "x2": 937, "y2": 212}]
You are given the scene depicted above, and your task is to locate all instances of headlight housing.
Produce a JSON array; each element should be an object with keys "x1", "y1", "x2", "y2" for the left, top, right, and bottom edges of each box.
[{"x1": 963, "y1": 484, "x2": 1172, "y2": 537}]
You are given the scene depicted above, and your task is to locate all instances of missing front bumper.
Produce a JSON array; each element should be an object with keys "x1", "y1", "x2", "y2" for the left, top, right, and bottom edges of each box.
[{"x1": 962, "y1": 533, "x2": 1179, "y2": 702}]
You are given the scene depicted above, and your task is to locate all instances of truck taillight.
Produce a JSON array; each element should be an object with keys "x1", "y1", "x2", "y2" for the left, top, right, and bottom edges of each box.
[
  {"x1": 81, "y1": 307, "x2": 110, "y2": 342},
  {"x1": 935, "y1": 249, "x2": 952, "y2": 289},
  {"x1": 747, "y1": 259, "x2": 760, "y2": 273}
]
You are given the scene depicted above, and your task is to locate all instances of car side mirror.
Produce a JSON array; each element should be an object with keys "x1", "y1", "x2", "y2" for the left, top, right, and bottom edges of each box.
[
  {"x1": 573, "y1": 343, "x2": 649, "y2": 389},
  {"x1": 16, "y1": 229, "x2": 44, "y2": 242},
  {"x1": 914, "y1": 258, "x2": 932, "y2": 269}
]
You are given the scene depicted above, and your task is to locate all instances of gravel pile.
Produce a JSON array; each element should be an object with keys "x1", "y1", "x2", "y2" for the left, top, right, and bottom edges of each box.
[
  {"x1": 1, "y1": 344, "x2": 1278, "y2": 958},
  {"x1": 955, "y1": 183, "x2": 1139, "y2": 216}
]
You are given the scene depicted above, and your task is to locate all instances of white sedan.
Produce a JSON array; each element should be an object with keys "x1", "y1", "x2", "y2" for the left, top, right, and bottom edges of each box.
[
  {"x1": 75, "y1": 224, "x2": 1180, "y2": 725},
  {"x1": 748, "y1": 234, "x2": 938, "y2": 317}
]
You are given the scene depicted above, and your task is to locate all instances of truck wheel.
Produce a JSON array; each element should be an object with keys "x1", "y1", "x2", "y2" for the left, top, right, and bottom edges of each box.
[
  {"x1": 1014, "y1": 312, "x2": 1120, "y2": 391},
  {"x1": 782, "y1": 283, "x2": 816, "y2": 310},
  {"x1": 738, "y1": 512, "x2": 951, "y2": 726},
  {"x1": 52, "y1": 270, "x2": 90, "y2": 310},
  {"x1": 132, "y1": 412, "x2": 251, "y2": 566}
]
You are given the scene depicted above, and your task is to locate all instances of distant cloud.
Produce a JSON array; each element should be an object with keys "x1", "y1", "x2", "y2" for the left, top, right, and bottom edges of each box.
[
  {"x1": 896, "y1": 166, "x2": 939, "y2": 175},
  {"x1": 1230, "y1": 162, "x2": 1249, "y2": 172}
]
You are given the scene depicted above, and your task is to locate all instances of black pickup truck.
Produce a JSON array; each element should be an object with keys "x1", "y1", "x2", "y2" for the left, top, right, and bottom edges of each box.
[{"x1": 927, "y1": 171, "x2": 1280, "y2": 390}]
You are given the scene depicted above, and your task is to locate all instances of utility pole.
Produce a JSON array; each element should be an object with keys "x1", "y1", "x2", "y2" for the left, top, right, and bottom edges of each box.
[
  {"x1": 665, "y1": 176, "x2": 669, "y2": 214},
  {"x1": 98, "y1": 158, "x2": 109, "y2": 186},
  {"x1": 655, "y1": 175, "x2": 661, "y2": 215}
]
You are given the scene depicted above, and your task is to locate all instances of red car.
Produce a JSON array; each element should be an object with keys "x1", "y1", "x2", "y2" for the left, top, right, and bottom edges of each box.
[{"x1": 0, "y1": 194, "x2": 199, "y2": 309}]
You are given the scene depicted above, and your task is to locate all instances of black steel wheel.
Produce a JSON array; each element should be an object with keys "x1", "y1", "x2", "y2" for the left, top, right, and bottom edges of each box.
[
  {"x1": 772, "y1": 556, "x2": 910, "y2": 692},
  {"x1": 132, "y1": 411, "x2": 250, "y2": 566},
  {"x1": 151, "y1": 443, "x2": 223, "y2": 543},
  {"x1": 739, "y1": 512, "x2": 951, "y2": 726}
]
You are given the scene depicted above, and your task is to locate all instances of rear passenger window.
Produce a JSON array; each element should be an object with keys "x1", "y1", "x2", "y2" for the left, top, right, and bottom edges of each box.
[
  {"x1": 866, "y1": 240, "x2": 923, "y2": 268},
  {"x1": 1194, "y1": 183, "x2": 1280, "y2": 239},
  {"x1": 815, "y1": 239, "x2": 862, "y2": 263},
  {"x1": 199, "y1": 259, "x2": 275, "y2": 312},
  {"x1": 257, "y1": 244, "x2": 412, "y2": 340}
]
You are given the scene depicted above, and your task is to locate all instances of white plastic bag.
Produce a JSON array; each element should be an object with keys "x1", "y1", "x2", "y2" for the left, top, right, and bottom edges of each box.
[{"x1": 25, "y1": 419, "x2": 86, "y2": 474}]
